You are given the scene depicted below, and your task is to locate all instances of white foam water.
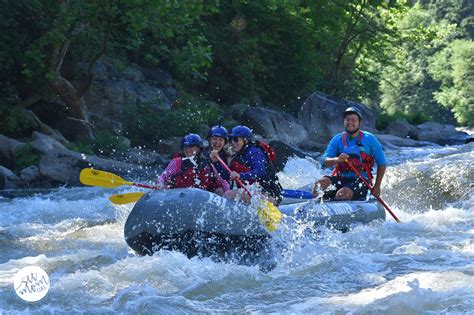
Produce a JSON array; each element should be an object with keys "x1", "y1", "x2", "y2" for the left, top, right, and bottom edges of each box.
[{"x1": 0, "y1": 144, "x2": 473, "y2": 313}]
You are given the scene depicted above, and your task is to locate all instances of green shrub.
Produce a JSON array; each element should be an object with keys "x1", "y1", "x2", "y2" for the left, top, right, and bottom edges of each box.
[
  {"x1": 376, "y1": 110, "x2": 430, "y2": 130},
  {"x1": 13, "y1": 144, "x2": 40, "y2": 172},
  {"x1": 0, "y1": 88, "x2": 37, "y2": 138},
  {"x1": 123, "y1": 101, "x2": 221, "y2": 146},
  {"x1": 66, "y1": 140, "x2": 95, "y2": 155},
  {"x1": 92, "y1": 130, "x2": 129, "y2": 156}
]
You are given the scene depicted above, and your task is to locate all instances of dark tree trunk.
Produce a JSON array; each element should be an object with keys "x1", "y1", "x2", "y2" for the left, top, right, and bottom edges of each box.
[{"x1": 47, "y1": 38, "x2": 94, "y2": 140}]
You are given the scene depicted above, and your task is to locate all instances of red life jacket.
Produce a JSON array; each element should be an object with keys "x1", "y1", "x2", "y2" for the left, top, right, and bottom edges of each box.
[
  {"x1": 170, "y1": 156, "x2": 219, "y2": 191},
  {"x1": 332, "y1": 131, "x2": 375, "y2": 182},
  {"x1": 257, "y1": 140, "x2": 276, "y2": 162}
]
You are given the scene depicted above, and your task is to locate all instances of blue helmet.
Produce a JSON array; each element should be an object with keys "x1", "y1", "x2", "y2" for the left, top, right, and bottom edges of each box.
[
  {"x1": 229, "y1": 125, "x2": 253, "y2": 139},
  {"x1": 181, "y1": 133, "x2": 203, "y2": 149},
  {"x1": 208, "y1": 125, "x2": 228, "y2": 140},
  {"x1": 344, "y1": 107, "x2": 363, "y2": 121}
]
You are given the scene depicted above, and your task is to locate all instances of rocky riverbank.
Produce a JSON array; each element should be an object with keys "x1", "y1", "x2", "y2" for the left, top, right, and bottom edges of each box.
[{"x1": 0, "y1": 61, "x2": 470, "y2": 190}]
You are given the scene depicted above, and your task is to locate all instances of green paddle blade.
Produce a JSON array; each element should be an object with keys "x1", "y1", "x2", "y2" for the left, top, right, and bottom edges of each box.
[
  {"x1": 79, "y1": 168, "x2": 133, "y2": 188},
  {"x1": 109, "y1": 192, "x2": 145, "y2": 205},
  {"x1": 257, "y1": 200, "x2": 282, "y2": 232}
]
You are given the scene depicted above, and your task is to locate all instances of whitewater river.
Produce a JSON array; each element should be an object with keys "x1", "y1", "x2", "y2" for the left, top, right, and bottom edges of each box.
[{"x1": 1, "y1": 143, "x2": 473, "y2": 313}]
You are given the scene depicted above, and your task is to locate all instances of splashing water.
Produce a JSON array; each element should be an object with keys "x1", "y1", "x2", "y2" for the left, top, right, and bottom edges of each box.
[{"x1": 0, "y1": 144, "x2": 473, "y2": 313}]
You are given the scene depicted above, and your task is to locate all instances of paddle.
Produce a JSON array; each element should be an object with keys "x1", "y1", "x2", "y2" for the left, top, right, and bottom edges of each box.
[
  {"x1": 215, "y1": 156, "x2": 282, "y2": 232},
  {"x1": 80, "y1": 168, "x2": 159, "y2": 205},
  {"x1": 281, "y1": 189, "x2": 314, "y2": 199},
  {"x1": 109, "y1": 192, "x2": 145, "y2": 205},
  {"x1": 80, "y1": 168, "x2": 159, "y2": 189},
  {"x1": 346, "y1": 160, "x2": 401, "y2": 223}
]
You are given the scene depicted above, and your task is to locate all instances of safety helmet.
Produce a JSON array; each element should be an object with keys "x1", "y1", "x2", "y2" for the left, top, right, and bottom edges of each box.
[
  {"x1": 208, "y1": 125, "x2": 228, "y2": 140},
  {"x1": 229, "y1": 125, "x2": 253, "y2": 140},
  {"x1": 181, "y1": 133, "x2": 203, "y2": 149},
  {"x1": 343, "y1": 107, "x2": 363, "y2": 121}
]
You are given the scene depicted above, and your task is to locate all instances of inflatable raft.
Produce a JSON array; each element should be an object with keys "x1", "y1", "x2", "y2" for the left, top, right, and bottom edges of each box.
[{"x1": 124, "y1": 188, "x2": 385, "y2": 261}]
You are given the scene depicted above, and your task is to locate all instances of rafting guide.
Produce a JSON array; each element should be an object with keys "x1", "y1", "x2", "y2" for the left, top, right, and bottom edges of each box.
[{"x1": 13, "y1": 266, "x2": 50, "y2": 302}]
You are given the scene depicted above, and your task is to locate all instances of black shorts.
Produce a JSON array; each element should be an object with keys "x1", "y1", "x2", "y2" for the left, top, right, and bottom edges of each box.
[{"x1": 322, "y1": 175, "x2": 369, "y2": 200}]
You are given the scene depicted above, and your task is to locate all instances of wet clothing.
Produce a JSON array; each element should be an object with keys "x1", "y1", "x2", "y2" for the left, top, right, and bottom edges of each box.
[
  {"x1": 321, "y1": 130, "x2": 385, "y2": 200},
  {"x1": 229, "y1": 143, "x2": 282, "y2": 203},
  {"x1": 158, "y1": 154, "x2": 229, "y2": 193},
  {"x1": 322, "y1": 175, "x2": 369, "y2": 201}
]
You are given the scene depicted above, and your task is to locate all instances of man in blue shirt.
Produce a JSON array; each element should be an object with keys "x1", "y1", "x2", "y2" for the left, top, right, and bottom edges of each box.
[{"x1": 312, "y1": 107, "x2": 387, "y2": 200}]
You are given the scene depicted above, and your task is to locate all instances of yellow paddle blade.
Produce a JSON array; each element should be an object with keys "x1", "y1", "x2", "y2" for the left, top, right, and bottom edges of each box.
[
  {"x1": 109, "y1": 192, "x2": 145, "y2": 205},
  {"x1": 79, "y1": 168, "x2": 133, "y2": 188},
  {"x1": 257, "y1": 200, "x2": 282, "y2": 232}
]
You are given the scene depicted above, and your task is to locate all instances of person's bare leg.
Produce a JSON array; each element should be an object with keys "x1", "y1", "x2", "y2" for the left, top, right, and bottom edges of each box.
[{"x1": 334, "y1": 187, "x2": 353, "y2": 200}]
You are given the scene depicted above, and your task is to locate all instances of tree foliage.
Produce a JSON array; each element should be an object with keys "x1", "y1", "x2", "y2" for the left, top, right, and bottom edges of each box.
[
  {"x1": 377, "y1": 1, "x2": 473, "y2": 126},
  {"x1": 1, "y1": 0, "x2": 473, "y2": 138}
]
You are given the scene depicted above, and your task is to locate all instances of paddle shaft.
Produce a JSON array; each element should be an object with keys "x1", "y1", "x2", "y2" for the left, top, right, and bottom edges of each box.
[
  {"x1": 133, "y1": 182, "x2": 159, "y2": 189},
  {"x1": 347, "y1": 161, "x2": 401, "y2": 223},
  {"x1": 215, "y1": 156, "x2": 252, "y2": 197}
]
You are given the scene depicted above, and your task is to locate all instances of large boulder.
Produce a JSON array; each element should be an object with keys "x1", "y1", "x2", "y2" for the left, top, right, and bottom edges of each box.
[
  {"x1": 242, "y1": 107, "x2": 308, "y2": 146},
  {"x1": 82, "y1": 79, "x2": 171, "y2": 120},
  {"x1": 114, "y1": 148, "x2": 167, "y2": 166},
  {"x1": 88, "y1": 112, "x2": 123, "y2": 134},
  {"x1": 142, "y1": 67, "x2": 173, "y2": 87},
  {"x1": 38, "y1": 149, "x2": 161, "y2": 186},
  {"x1": 268, "y1": 140, "x2": 308, "y2": 172},
  {"x1": 30, "y1": 131, "x2": 68, "y2": 155},
  {"x1": 376, "y1": 134, "x2": 437, "y2": 149},
  {"x1": 69, "y1": 60, "x2": 174, "y2": 121},
  {"x1": 416, "y1": 122, "x2": 469, "y2": 145},
  {"x1": 0, "y1": 134, "x2": 25, "y2": 169},
  {"x1": 13, "y1": 132, "x2": 161, "y2": 186},
  {"x1": 0, "y1": 166, "x2": 19, "y2": 189},
  {"x1": 298, "y1": 92, "x2": 376, "y2": 144},
  {"x1": 385, "y1": 120, "x2": 418, "y2": 139}
]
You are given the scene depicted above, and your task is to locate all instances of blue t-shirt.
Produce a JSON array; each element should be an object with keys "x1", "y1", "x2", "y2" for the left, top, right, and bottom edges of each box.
[{"x1": 321, "y1": 131, "x2": 386, "y2": 179}]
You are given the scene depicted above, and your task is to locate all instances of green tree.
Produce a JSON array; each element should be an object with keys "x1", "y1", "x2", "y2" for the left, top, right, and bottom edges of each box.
[
  {"x1": 429, "y1": 40, "x2": 474, "y2": 126},
  {"x1": 2, "y1": 0, "x2": 217, "y2": 140},
  {"x1": 378, "y1": 3, "x2": 459, "y2": 123}
]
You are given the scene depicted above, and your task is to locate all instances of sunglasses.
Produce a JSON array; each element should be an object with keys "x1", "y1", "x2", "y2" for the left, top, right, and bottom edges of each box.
[{"x1": 230, "y1": 137, "x2": 241, "y2": 143}]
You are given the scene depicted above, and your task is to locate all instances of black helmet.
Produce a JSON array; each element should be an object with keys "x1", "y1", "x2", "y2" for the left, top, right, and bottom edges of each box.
[
  {"x1": 181, "y1": 133, "x2": 203, "y2": 149},
  {"x1": 344, "y1": 107, "x2": 363, "y2": 121},
  {"x1": 229, "y1": 125, "x2": 253, "y2": 140},
  {"x1": 208, "y1": 125, "x2": 228, "y2": 140}
]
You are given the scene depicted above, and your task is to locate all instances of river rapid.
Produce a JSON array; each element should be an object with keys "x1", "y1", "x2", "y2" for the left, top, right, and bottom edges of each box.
[{"x1": 1, "y1": 143, "x2": 473, "y2": 313}]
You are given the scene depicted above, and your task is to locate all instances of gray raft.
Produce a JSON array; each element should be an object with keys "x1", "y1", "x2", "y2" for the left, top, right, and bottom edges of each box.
[{"x1": 124, "y1": 188, "x2": 385, "y2": 260}]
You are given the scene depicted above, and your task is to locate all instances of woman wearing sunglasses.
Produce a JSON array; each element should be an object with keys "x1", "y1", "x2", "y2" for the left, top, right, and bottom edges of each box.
[{"x1": 223, "y1": 125, "x2": 282, "y2": 205}]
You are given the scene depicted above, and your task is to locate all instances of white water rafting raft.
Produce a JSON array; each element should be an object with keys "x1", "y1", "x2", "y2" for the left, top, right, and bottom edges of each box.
[{"x1": 124, "y1": 188, "x2": 385, "y2": 261}]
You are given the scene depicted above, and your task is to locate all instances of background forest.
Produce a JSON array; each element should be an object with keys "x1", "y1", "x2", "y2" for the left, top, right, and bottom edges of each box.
[{"x1": 1, "y1": 0, "x2": 473, "y2": 147}]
